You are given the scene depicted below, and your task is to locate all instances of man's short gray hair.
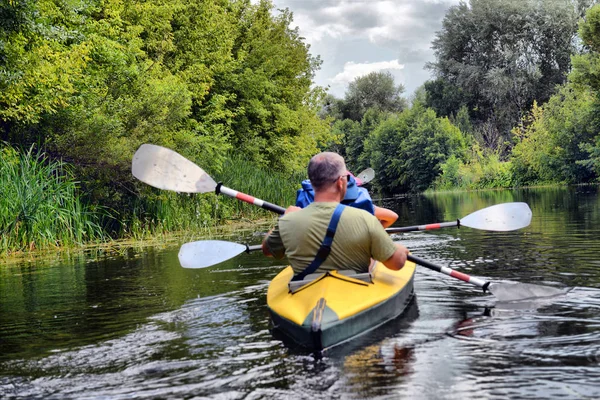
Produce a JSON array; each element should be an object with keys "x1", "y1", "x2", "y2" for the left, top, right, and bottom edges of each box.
[{"x1": 308, "y1": 152, "x2": 346, "y2": 191}]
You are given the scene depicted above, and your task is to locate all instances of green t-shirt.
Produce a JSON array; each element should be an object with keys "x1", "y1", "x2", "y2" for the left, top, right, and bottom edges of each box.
[{"x1": 264, "y1": 202, "x2": 397, "y2": 274}]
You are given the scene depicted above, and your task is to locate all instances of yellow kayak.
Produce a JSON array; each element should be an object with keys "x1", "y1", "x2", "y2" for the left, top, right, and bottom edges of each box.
[{"x1": 267, "y1": 260, "x2": 416, "y2": 350}]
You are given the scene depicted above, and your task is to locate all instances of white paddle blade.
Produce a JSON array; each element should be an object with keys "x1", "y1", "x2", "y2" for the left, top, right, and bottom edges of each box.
[
  {"x1": 356, "y1": 168, "x2": 375, "y2": 184},
  {"x1": 460, "y1": 202, "x2": 532, "y2": 231},
  {"x1": 132, "y1": 144, "x2": 217, "y2": 193},
  {"x1": 178, "y1": 240, "x2": 247, "y2": 269},
  {"x1": 488, "y1": 282, "x2": 569, "y2": 302}
]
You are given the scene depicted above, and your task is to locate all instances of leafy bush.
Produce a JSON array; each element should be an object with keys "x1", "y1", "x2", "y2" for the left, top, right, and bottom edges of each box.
[{"x1": 365, "y1": 104, "x2": 469, "y2": 193}]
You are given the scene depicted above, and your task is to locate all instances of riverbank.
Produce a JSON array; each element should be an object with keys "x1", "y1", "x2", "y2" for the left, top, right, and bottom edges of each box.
[{"x1": 0, "y1": 216, "x2": 277, "y2": 266}]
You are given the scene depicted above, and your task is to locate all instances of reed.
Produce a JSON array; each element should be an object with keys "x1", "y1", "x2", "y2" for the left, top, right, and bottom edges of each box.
[
  {"x1": 0, "y1": 144, "x2": 107, "y2": 254},
  {"x1": 214, "y1": 155, "x2": 304, "y2": 218},
  {"x1": 125, "y1": 192, "x2": 216, "y2": 239}
]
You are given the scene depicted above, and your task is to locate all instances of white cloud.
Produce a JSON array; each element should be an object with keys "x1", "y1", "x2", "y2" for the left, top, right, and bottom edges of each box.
[
  {"x1": 331, "y1": 59, "x2": 405, "y2": 85},
  {"x1": 292, "y1": 13, "x2": 351, "y2": 42},
  {"x1": 270, "y1": 0, "x2": 461, "y2": 96}
]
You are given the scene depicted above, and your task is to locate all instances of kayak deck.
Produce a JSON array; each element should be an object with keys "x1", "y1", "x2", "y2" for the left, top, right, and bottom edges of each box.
[{"x1": 267, "y1": 261, "x2": 416, "y2": 350}]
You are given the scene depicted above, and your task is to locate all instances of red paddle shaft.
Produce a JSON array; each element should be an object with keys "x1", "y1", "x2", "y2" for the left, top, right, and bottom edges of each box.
[
  {"x1": 386, "y1": 220, "x2": 459, "y2": 233},
  {"x1": 216, "y1": 182, "x2": 286, "y2": 215}
]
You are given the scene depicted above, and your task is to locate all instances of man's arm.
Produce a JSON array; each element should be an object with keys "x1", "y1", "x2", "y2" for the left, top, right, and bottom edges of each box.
[
  {"x1": 262, "y1": 205, "x2": 301, "y2": 257},
  {"x1": 382, "y1": 243, "x2": 409, "y2": 271},
  {"x1": 368, "y1": 214, "x2": 409, "y2": 271},
  {"x1": 262, "y1": 230, "x2": 276, "y2": 257}
]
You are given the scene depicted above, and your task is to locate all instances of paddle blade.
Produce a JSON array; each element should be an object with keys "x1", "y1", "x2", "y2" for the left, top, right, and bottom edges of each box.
[
  {"x1": 356, "y1": 168, "x2": 375, "y2": 185},
  {"x1": 488, "y1": 282, "x2": 569, "y2": 302},
  {"x1": 178, "y1": 240, "x2": 248, "y2": 269},
  {"x1": 132, "y1": 144, "x2": 217, "y2": 193},
  {"x1": 459, "y1": 202, "x2": 532, "y2": 231}
]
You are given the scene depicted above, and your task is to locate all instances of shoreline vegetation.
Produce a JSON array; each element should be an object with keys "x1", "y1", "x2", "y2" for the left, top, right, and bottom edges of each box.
[
  {"x1": 3, "y1": 1, "x2": 600, "y2": 256},
  {"x1": 1, "y1": 141, "x2": 597, "y2": 259},
  {"x1": 0, "y1": 142, "x2": 289, "y2": 257},
  {"x1": 1, "y1": 215, "x2": 276, "y2": 265}
]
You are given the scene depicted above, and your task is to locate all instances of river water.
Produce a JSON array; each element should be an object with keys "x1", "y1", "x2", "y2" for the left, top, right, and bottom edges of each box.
[{"x1": 1, "y1": 187, "x2": 600, "y2": 399}]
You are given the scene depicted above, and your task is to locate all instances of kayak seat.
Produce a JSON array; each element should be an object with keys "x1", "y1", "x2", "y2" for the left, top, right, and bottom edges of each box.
[
  {"x1": 337, "y1": 270, "x2": 372, "y2": 283},
  {"x1": 288, "y1": 270, "x2": 372, "y2": 293}
]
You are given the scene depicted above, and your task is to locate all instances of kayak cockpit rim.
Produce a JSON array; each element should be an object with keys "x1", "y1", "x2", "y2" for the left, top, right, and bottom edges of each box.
[{"x1": 288, "y1": 270, "x2": 373, "y2": 294}]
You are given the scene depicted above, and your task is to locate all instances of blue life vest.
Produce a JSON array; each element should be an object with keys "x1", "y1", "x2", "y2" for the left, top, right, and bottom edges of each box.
[{"x1": 295, "y1": 175, "x2": 375, "y2": 215}]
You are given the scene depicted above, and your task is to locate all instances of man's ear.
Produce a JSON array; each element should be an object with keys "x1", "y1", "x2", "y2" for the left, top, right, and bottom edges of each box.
[{"x1": 337, "y1": 179, "x2": 346, "y2": 201}]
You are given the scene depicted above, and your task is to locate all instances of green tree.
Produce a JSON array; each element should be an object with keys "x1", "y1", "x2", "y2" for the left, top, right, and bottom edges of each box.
[
  {"x1": 340, "y1": 71, "x2": 406, "y2": 122},
  {"x1": 428, "y1": 0, "x2": 581, "y2": 152},
  {"x1": 176, "y1": 0, "x2": 329, "y2": 172},
  {"x1": 570, "y1": 4, "x2": 600, "y2": 177},
  {"x1": 345, "y1": 108, "x2": 388, "y2": 172},
  {"x1": 365, "y1": 104, "x2": 468, "y2": 193},
  {"x1": 0, "y1": 0, "x2": 332, "y2": 237},
  {"x1": 510, "y1": 85, "x2": 596, "y2": 184}
]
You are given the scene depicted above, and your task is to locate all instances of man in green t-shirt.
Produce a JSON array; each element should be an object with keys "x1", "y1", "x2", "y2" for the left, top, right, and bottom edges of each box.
[{"x1": 262, "y1": 152, "x2": 409, "y2": 276}]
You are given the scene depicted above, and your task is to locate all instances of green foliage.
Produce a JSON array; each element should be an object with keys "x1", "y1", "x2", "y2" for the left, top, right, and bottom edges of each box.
[
  {"x1": 339, "y1": 71, "x2": 407, "y2": 122},
  {"x1": 423, "y1": 79, "x2": 470, "y2": 120},
  {"x1": 365, "y1": 104, "x2": 469, "y2": 193},
  {"x1": 569, "y1": 4, "x2": 600, "y2": 178},
  {"x1": 434, "y1": 155, "x2": 463, "y2": 189},
  {"x1": 435, "y1": 144, "x2": 514, "y2": 190},
  {"x1": 333, "y1": 108, "x2": 390, "y2": 173},
  {"x1": 0, "y1": 0, "x2": 330, "y2": 249},
  {"x1": 571, "y1": 4, "x2": 600, "y2": 92},
  {"x1": 0, "y1": 143, "x2": 107, "y2": 254},
  {"x1": 168, "y1": 0, "x2": 331, "y2": 174},
  {"x1": 428, "y1": 0, "x2": 581, "y2": 152},
  {"x1": 510, "y1": 85, "x2": 596, "y2": 185},
  {"x1": 578, "y1": 2, "x2": 600, "y2": 53},
  {"x1": 214, "y1": 155, "x2": 301, "y2": 217}
]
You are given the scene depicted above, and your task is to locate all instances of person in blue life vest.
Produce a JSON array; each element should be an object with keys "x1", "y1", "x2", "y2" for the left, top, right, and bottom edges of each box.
[
  {"x1": 295, "y1": 169, "x2": 399, "y2": 228},
  {"x1": 262, "y1": 152, "x2": 409, "y2": 277}
]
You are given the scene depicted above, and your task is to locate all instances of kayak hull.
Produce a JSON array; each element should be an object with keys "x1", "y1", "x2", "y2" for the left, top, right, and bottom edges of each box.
[{"x1": 267, "y1": 261, "x2": 416, "y2": 350}]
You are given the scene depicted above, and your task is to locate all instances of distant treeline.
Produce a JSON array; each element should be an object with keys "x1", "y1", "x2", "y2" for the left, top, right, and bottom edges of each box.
[
  {"x1": 2, "y1": 0, "x2": 600, "y2": 253},
  {"x1": 324, "y1": 0, "x2": 600, "y2": 193}
]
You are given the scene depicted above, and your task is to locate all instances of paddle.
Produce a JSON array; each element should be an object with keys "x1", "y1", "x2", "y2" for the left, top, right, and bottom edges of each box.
[
  {"x1": 133, "y1": 144, "x2": 374, "y2": 214},
  {"x1": 178, "y1": 241, "x2": 262, "y2": 269},
  {"x1": 177, "y1": 239, "x2": 568, "y2": 302},
  {"x1": 406, "y1": 254, "x2": 568, "y2": 302},
  {"x1": 132, "y1": 144, "x2": 286, "y2": 214},
  {"x1": 386, "y1": 202, "x2": 532, "y2": 233},
  {"x1": 132, "y1": 144, "x2": 531, "y2": 234},
  {"x1": 355, "y1": 168, "x2": 374, "y2": 185}
]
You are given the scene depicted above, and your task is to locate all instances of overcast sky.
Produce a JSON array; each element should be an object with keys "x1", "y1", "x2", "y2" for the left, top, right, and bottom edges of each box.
[{"x1": 269, "y1": 0, "x2": 461, "y2": 98}]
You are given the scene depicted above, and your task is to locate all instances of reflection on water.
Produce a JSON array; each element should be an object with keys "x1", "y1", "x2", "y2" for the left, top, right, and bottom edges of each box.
[{"x1": 2, "y1": 186, "x2": 600, "y2": 399}]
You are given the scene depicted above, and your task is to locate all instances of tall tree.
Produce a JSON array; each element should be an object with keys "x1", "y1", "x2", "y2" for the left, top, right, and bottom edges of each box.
[
  {"x1": 570, "y1": 3, "x2": 600, "y2": 177},
  {"x1": 341, "y1": 71, "x2": 406, "y2": 122},
  {"x1": 176, "y1": 0, "x2": 329, "y2": 172},
  {"x1": 427, "y1": 0, "x2": 582, "y2": 152}
]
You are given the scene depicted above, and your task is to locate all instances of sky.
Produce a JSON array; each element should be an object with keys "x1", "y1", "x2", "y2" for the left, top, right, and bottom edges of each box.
[{"x1": 268, "y1": 0, "x2": 462, "y2": 99}]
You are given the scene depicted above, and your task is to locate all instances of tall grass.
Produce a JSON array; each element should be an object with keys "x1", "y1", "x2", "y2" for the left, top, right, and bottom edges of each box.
[
  {"x1": 214, "y1": 155, "x2": 304, "y2": 218},
  {"x1": 0, "y1": 144, "x2": 107, "y2": 254},
  {"x1": 0, "y1": 145, "x2": 306, "y2": 252},
  {"x1": 125, "y1": 191, "x2": 217, "y2": 239}
]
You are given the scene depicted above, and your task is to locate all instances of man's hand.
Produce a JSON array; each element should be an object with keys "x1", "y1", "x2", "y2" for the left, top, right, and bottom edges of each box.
[{"x1": 382, "y1": 243, "x2": 409, "y2": 271}]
